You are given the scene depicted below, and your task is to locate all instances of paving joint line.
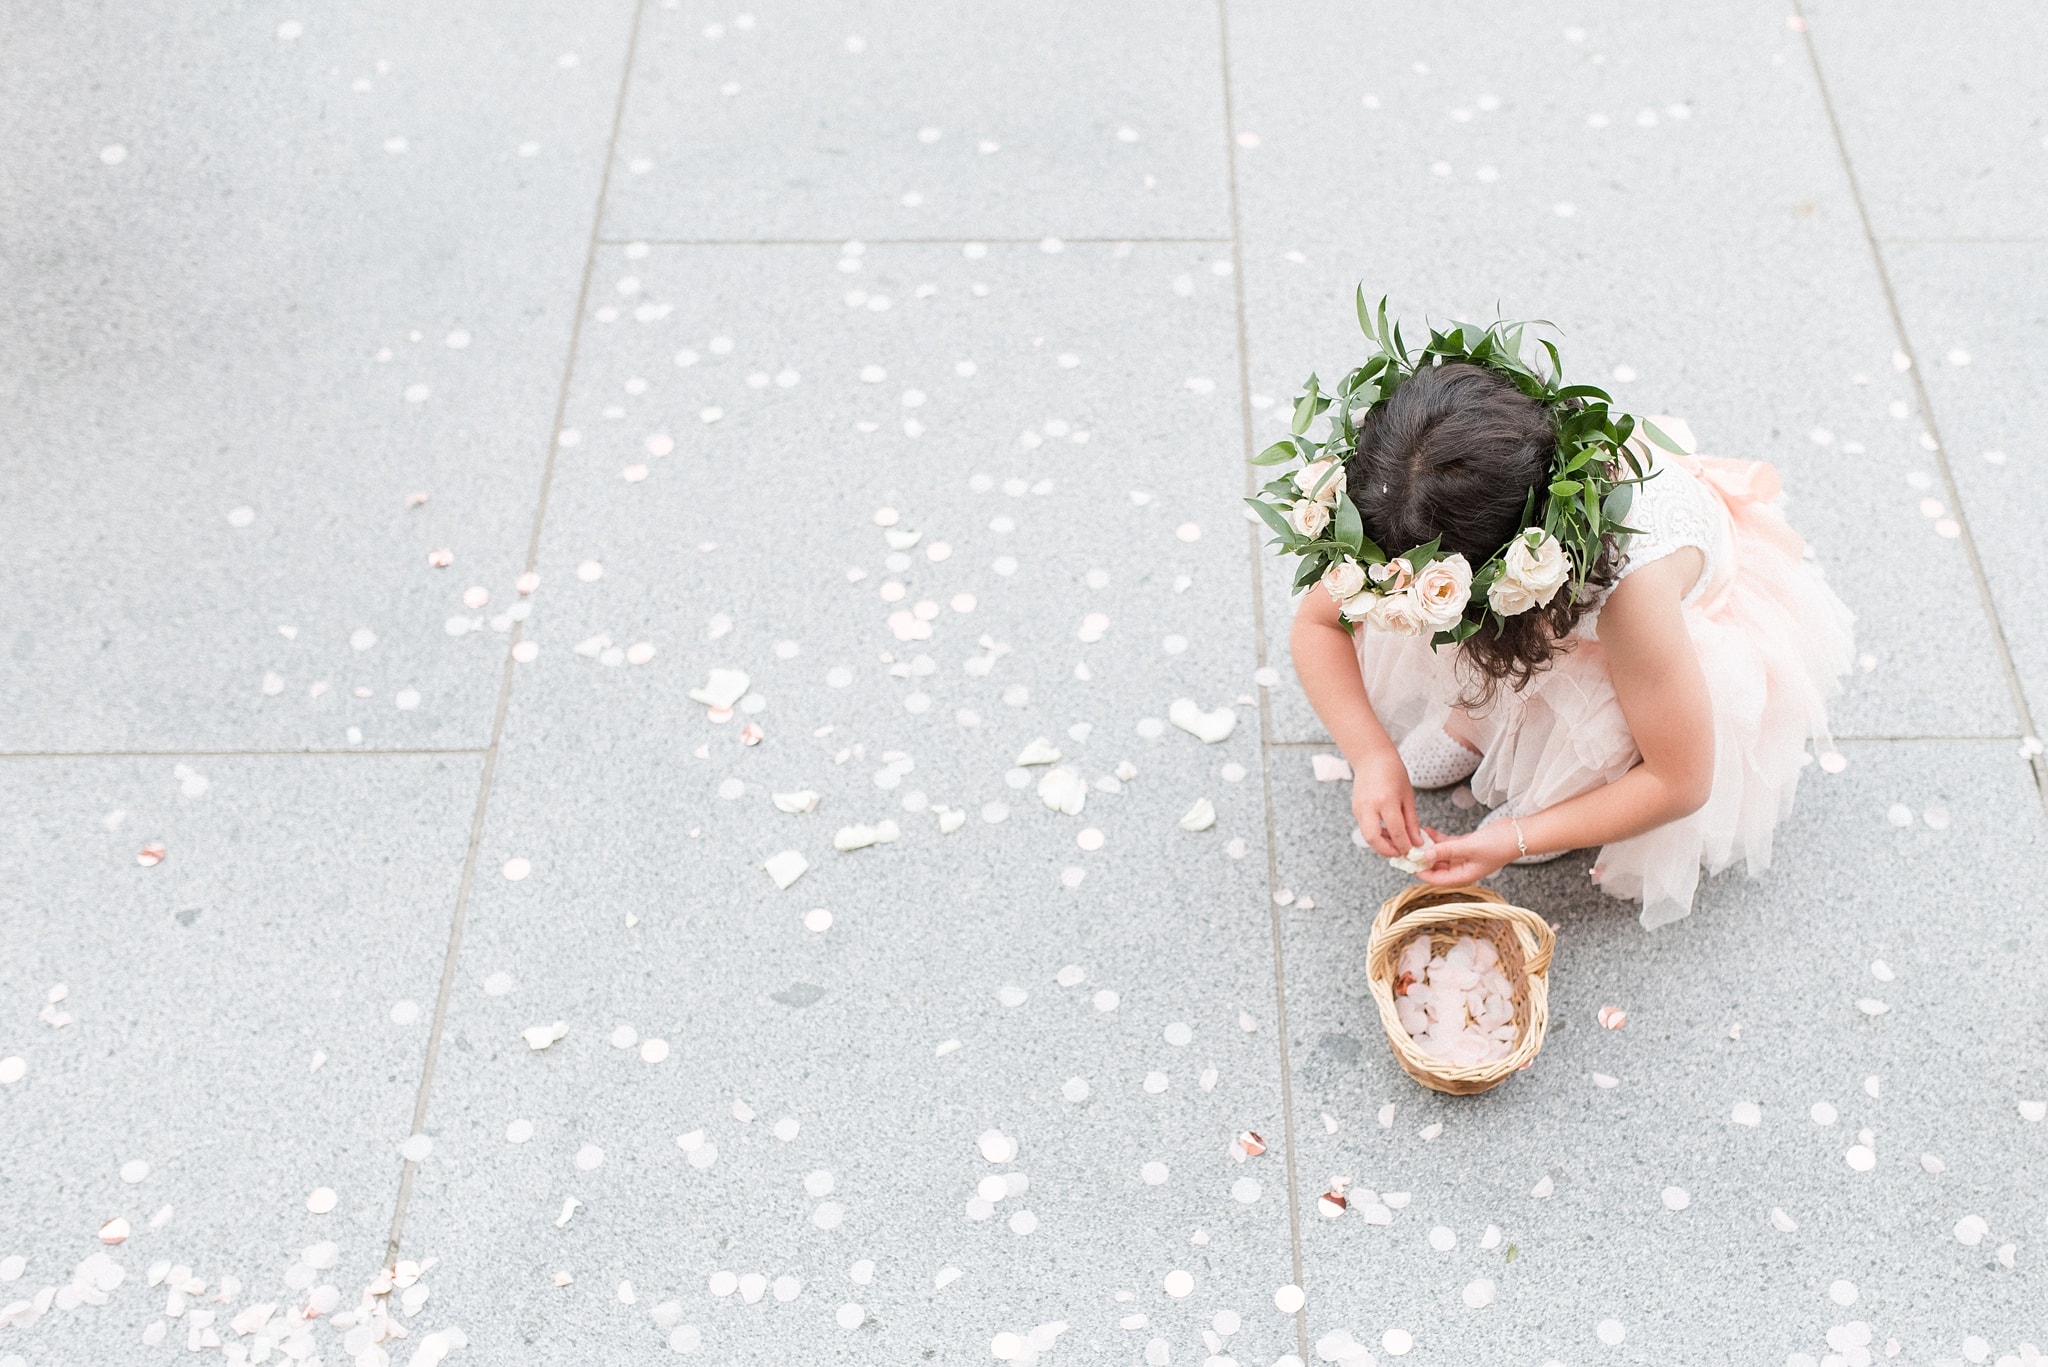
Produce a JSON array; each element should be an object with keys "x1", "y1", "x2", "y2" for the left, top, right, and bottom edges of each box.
[
  {"x1": 382, "y1": 0, "x2": 651, "y2": 1265},
  {"x1": 0, "y1": 748, "x2": 489, "y2": 760},
  {"x1": 593, "y1": 235, "x2": 1233, "y2": 247},
  {"x1": 1213, "y1": 1, "x2": 1309, "y2": 1356},
  {"x1": 1793, "y1": 2, "x2": 2047, "y2": 805},
  {"x1": 1878, "y1": 236, "x2": 2048, "y2": 246}
]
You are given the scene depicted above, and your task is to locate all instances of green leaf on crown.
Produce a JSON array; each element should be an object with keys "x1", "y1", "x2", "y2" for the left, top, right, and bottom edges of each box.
[
  {"x1": 1431, "y1": 617, "x2": 1483, "y2": 648},
  {"x1": 1293, "y1": 551, "x2": 1330, "y2": 592},
  {"x1": 1640, "y1": 418, "x2": 1689, "y2": 454},
  {"x1": 1291, "y1": 374, "x2": 1322, "y2": 435},
  {"x1": 1333, "y1": 490, "x2": 1365, "y2": 556},
  {"x1": 1244, "y1": 497, "x2": 1296, "y2": 545},
  {"x1": 1601, "y1": 484, "x2": 1635, "y2": 525}
]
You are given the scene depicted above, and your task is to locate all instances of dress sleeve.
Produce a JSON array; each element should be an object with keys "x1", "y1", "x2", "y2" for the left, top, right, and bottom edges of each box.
[{"x1": 1574, "y1": 444, "x2": 1728, "y2": 639}]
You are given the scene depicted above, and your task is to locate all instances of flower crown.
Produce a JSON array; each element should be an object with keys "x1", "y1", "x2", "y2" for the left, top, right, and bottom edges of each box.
[{"x1": 1248, "y1": 293, "x2": 1683, "y2": 645}]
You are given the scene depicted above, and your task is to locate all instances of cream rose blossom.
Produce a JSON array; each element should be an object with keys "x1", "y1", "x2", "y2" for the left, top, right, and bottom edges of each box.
[
  {"x1": 1289, "y1": 500, "x2": 1332, "y2": 538},
  {"x1": 1339, "y1": 591, "x2": 1379, "y2": 622},
  {"x1": 1297, "y1": 460, "x2": 1345, "y2": 506},
  {"x1": 1368, "y1": 557, "x2": 1414, "y2": 591},
  {"x1": 1365, "y1": 589, "x2": 1431, "y2": 636},
  {"x1": 1321, "y1": 560, "x2": 1366, "y2": 603},
  {"x1": 1487, "y1": 573, "x2": 1543, "y2": 616},
  {"x1": 1489, "y1": 529, "x2": 1570, "y2": 616},
  {"x1": 1410, "y1": 554, "x2": 1473, "y2": 628}
]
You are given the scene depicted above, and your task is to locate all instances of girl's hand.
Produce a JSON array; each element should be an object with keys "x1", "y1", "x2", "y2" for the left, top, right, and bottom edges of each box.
[
  {"x1": 1351, "y1": 750, "x2": 1423, "y2": 858},
  {"x1": 1414, "y1": 823, "x2": 1520, "y2": 885}
]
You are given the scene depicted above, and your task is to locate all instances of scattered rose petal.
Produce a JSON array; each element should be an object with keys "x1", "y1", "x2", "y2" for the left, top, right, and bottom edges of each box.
[
  {"x1": 1168, "y1": 698, "x2": 1235, "y2": 743},
  {"x1": 1037, "y1": 767, "x2": 1087, "y2": 815},
  {"x1": 763, "y1": 850, "x2": 809, "y2": 888},
  {"x1": 521, "y1": 1020, "x2": 569, "y2": 1050}
]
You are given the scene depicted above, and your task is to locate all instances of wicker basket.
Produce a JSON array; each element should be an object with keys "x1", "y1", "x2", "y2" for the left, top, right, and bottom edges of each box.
[{"x1": 1366, "y1": 883, "x2": 1555, "y2": 1096}]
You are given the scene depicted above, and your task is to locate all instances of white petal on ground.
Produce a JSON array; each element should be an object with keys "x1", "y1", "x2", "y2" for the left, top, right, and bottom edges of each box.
[
  {"x1": 1168, "y1": 698, "x2": 1236, "y2": 743},
  {"x1": 688, "y1": 669, "x2": 751, "y2": 708},
  {"x1": 763, "y1": 851, "x2": 809, "y2": 888},
  {"x1": 1037, "y1": 767, "x2": 1087, "y2": 815}
]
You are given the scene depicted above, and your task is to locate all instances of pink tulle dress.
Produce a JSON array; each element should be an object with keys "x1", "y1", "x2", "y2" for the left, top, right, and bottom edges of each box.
[{"x1": 1354, "y1": 424, "x2": 1856, "y2": 929}]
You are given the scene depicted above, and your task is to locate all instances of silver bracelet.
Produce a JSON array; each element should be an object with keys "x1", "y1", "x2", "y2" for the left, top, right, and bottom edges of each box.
[{"x1": 1509, "y1": 816, "x2": 1528, "y2": 859}]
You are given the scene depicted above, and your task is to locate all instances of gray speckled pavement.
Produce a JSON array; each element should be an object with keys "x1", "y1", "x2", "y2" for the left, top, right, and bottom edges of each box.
[{"x1": 3, "y1": 3, "x2": 2043, "y2": 1366}]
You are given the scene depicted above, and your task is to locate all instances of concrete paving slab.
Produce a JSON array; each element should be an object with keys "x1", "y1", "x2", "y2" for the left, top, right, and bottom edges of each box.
[
  {"x1": 1803, "y1": 0, "x2": 2048, "y2": 241},
  {"x1": 0, "y1": 754, "x2": 478, "y2": 1365},
  {"x1": 1886, "y1": 242, "x2": 2048, "y2": 734},
  {"x1": 1222, "y1": 0, "x2": 2019, "y2": 744},
  {"x1": 394, "y1": 244, "x2": 1301, "y2": 1363},
  {"x1": 603, "y1": 0, "x2": 1232, "y2": 241},
  {"x1": 0, "y1": 0, "x2": 634, "y2": 754},
  {"x1": 1267, "y1": 739, "x2": 2046, "y2": 1364}
]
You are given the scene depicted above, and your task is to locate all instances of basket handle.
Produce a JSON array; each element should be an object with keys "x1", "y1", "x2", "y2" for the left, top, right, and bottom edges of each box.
[
  {"x1": 1504, "y1": 904, "x2": 1554, "y2": 976},
  {"x1": 1382, "y1": 899, "x2": 1554, "y2": 977}
]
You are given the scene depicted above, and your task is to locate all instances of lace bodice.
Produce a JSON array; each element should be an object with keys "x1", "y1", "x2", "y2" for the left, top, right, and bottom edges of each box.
[{"x1": 1575, "y1": 449, "x2": 1731, "y2": 639}]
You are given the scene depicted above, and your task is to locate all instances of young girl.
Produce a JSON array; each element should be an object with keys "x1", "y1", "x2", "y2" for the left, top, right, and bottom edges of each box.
[{"x1": 1273, "y1": 311, "x2": 1854, "y2": 929}]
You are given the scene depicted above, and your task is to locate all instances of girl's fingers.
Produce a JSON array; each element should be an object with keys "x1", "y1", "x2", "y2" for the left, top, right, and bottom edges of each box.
[
  {"x1": 1416, "y1": 834, "x2": 1477, "y2": 883},
  {"x1": 1398, "y1": 802, "x2": 1422, "y2": 852},
  {"x1": 1383, "y1": 807, "x2": 1416, "y2": 855},
  {"x1": 1422, "y1": 859, "x2": 1480, "y2": 885}
]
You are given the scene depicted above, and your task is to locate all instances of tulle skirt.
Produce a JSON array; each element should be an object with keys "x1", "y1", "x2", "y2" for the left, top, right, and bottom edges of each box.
[{"x1": 1354, "y1": 456, "x2": 1856, "y2": 929}]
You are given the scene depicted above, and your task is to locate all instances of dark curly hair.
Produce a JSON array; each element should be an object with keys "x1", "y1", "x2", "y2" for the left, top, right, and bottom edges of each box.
[{"x1": 1344, "y1": 361, "x2": 1620, "y2": 704}]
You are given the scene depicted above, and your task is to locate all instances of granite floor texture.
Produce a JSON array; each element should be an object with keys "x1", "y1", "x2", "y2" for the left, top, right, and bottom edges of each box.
[{"x1": 2, "y1": 3, "x2": 2044, "y2": 1367}]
